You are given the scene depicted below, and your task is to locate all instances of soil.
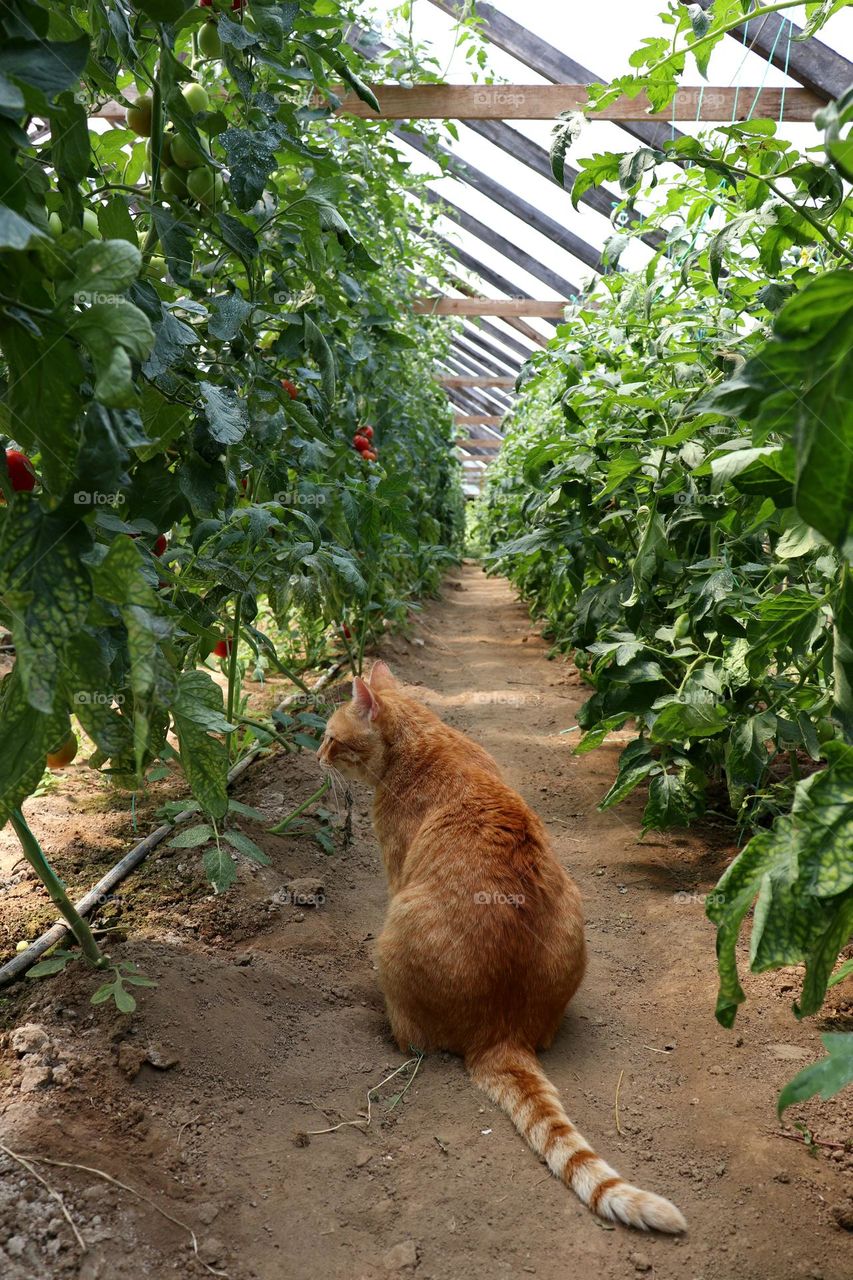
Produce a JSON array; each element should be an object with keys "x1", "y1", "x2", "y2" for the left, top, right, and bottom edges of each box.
[{"x1": 1, "y1": 563, "x2": 852, "y2": 1280}]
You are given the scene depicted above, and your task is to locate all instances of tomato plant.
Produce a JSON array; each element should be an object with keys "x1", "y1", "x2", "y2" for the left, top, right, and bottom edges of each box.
[
  {"x1": 0, "y1": 0, "x2": 463, "y2": 988},
  {"x1": 481, "y1": 5, "x2": 853, "y2": 1106}
]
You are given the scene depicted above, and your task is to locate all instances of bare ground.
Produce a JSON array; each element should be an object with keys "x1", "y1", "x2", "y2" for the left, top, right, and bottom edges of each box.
[{"x1": 1, "y1": 563, "x2": 852, "y2": 1280}]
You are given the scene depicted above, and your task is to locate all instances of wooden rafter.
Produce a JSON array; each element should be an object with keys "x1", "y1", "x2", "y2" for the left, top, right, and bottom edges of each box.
[
  {"x1": 424, "y1": 191, "x2": 581, "y2": 301},
  {"x1": 314, "y1": 83, "x2": 823, "y2": 121},
  {"x1": 454, "y1": 334, "x2": 519, "y2": 376},
  {"x1": 439, "y1": 376, "x2": 516, "y2": 388},
  {"x1": 463, "y1": 119, "x2": 662, "y2": 250},
  {"x1": 461, "y1": 321, "x2": 533, "y2": 367},
  {"x1": 695, "y1": 0, "x2": 853, "y2": 101},
  {"x1": 416, "y1": 297, "x2": 566, "y2": 317},
  {"x1": 430, "y1": 0, "x2": 680, "y2": 149},
  {"x1": 398, "y1": 126, "x2": 604, "y2": 273}
]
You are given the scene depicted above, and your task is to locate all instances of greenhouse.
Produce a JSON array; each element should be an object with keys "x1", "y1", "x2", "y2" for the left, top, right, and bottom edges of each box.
[{"x1": 0, "y1": 2, "x2": 852, "y2": 1276}]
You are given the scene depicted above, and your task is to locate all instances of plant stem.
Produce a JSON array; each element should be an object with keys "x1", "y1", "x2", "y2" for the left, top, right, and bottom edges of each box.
[
  {"x1": 268, "y1": 776, "x2": 331, "y2": 834},
  {"x1": 226, "y1": 594, "x2": 243, "y2": 762},
  {"x1": 10, "y1": 808, "x2": 108, "y2": 969},
  {"x1": 647, "y1": 2, "x2": 816, "y2": 76}
]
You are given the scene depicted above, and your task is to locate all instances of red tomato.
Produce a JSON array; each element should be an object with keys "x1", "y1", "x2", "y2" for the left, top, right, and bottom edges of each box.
[
  {"x1": 363, "y1": 450, "x2": 377, "y2": 462},
  {"x1": 341, "y1": 623, "x2": 352, "y2": 639},
  {"x1": 232, "y1": 0, "x2": 246, "y2": 8},
  {"x1": 4, "y1": 450, "x2": 36, "y2": 492},
  {"x1": 47, "y1": 734, "x2": 78, "y2": 770},
  {"x1": 361, "y1": 425, "x2": 374, "y2": 440},
  {"x1": 213, "y1": 637, "x2": 233, "y2": 658},
  {"x1": 153, "y1": 533, "x2": 168, "y2": 556},
  {"x1": 353, "y1": 434, "x2": 369, "y2": 452},
  {"x1": 281, "y1": 378, "x2": 298, "y2": 400}
]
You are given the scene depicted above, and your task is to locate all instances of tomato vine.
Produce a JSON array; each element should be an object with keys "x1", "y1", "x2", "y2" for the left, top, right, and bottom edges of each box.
[
  {"x1": 480, "y1": 4, "x2": 853, "y2": 1106},
  {"x1": 0, "y1": 0, "x2": 463, "y2": 965}
]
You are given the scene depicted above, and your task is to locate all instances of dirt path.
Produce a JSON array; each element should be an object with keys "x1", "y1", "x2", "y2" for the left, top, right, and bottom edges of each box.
[{"x1": 2, "y1": 564, "x2": 852, "y2": 1280}]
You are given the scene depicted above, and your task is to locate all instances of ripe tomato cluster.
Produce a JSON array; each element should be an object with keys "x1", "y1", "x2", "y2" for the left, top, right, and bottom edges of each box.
[
  {"x1": 280, "y1": 378, "x2": 299, "y2": 400},
  {"x1": 353, "y1": 424, "x2": 377, "y2": 462}
]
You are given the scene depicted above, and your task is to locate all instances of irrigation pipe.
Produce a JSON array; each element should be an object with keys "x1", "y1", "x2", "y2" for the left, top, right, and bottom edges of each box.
[{"x1": 0, "y1": 661, "x2": 345, "y2": 989}]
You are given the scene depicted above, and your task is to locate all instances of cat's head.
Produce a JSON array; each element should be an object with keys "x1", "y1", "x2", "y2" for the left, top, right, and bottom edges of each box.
[{"x1": 317, "y1": 660, "x2": 398, "y2": 785}]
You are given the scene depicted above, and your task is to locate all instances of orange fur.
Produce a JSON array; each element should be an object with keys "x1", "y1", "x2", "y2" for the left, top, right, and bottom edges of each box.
[{"x1": 317, "y1": 661, "x2": 686, "y2": 1233}]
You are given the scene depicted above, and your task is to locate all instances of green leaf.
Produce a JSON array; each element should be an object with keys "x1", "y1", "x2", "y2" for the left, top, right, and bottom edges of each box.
[
  {"x1": 0, "y1": 36, "x2": 89, "y2": 107},
  {"x1": 61, "y1": 240, "x2": 142, "y2": 301},
  {"x1": 152, "y1": 206, "x2": 194, "y2": 285},
  {"x1": 171, "y1": 670, "x2": 230, "y2": 820},
  {"x1": 651, "y1": 700, "x2": 729, "y2": 744},
  {"x1": 25, "y1": 952, "x2": 73, "y2": 977},
  {"x1": 199, "y1": 380, "x2": 249, "y2": 445},
  {"x1": 302, "y1": 313, "x2": 336, "y2": 406},
  {"x1": 167, "y1": 822, "x2": 216, "y2": 848},
  {"x1": 203, "y1": 843, "x2": 237, "y2": 893},
  {"x1": 93, "y1": 536, "x2": 173, "y2": 774},
  {"x1": 777, "y1": 1033, "x2": 853, "y2": 1116},
  {"x1": 792, "y1": 745, "x2": 853, "y2": 898},
  {"x1": 222, "y1": 828, "x2": 270, "y2": 864},
  {"x1": 208, "y1": 291, "x2": 253, "y2": 342},
  {"x1": 0, "y1": 205, "x2": 45, "y2": 249},
  {"x1": 0, "y1": 505, "x2": 92, "y2": 713},
  {"x1": 598, "y1": 738, "x2": 656, "y2": 809},
  {"x1": 72, "y1": 300, "x2": 154, "y2": 408},
  {"x1": 642, "y1": 767, "x2": 704, "y2": 833}
]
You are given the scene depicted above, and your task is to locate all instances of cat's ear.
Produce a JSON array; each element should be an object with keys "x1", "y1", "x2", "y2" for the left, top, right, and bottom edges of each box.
[
  {"x1": 369, "y1": 661, "x2": 396, "y2": 691},
  {"x1": 352, "y1": 675, "x2": 380, "y2": 721}
]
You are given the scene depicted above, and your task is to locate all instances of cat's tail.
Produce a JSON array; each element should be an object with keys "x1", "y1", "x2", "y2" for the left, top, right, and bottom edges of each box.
[{"x1": 467, "y1": 1042, "x2": 686, "y2": 1234}]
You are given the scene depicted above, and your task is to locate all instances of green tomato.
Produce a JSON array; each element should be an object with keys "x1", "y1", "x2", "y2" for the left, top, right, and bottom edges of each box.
[
  {"x1": 182, "y1": 81, "x2": 210, "y2": 115},
  {"x1": 170, "y1": 133, "x2": 206, "y2": 170},
  {"x1": 816, "y1": 717, "x2": 837, "y2": 745},
  {"x1": 198, "y1": 21, "x2": 222, "y2": 58},
  {"x1": 673, "y1": 613, "x2": 691, "y2": 641},
  {"x1": 263, "y1": 266, "x2": 276, "y2": 284},
  {"x1": 82, "y1": 209, "x2": 102, "y2": 238},
  {"x1": 187, "y1": 166, "x2": 224, "y2": 208},
  {"x1": 146, "y1": 133, "x2": 173, "y2": 171},
  {"x1": 161, "y1": 166, "x2": 188, "y2": 198},
  {"x1": 47, "y1": 211, "x2": 62, "y2": 238},
  {"x1": 126, "y1": 94, "x2": 153, "y2": 136},
  {"x1": 148, "y1": 255, "x2": 167, "y2": 277}
]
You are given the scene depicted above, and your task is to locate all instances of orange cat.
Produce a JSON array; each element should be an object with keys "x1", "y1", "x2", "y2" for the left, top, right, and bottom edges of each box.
[{"x1": 318, "y1": 662, "x2": 686, "y2": 1233}]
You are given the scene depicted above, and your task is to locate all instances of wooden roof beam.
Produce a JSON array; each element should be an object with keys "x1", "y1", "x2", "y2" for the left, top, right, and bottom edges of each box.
[
  {"x1": 462, "y1": 119, "x2": 663, "y2": 251},
  {"x1": 416, "y1": 297, "x2": 567, "y2": 316},
  {"x1": 319, "y1": 82, "x2": 822, "y2": 121},
  {"x1": 439, "y1": 376, "x2": 516, "y2": 388},
  {"x1": 461, "y1": 321, "x2": 534, "y2": 368},
  {"x1": 430, "y1": 0, "x2": 680, "y2": 149},
  {"x1": 694, "y1": 0, "x2": 853, "y2": 102},
  {"x1": 398, "y1": 126, "x2": 604, "y2": 272},
  {"x1": 424, "y1": 189, "x2": 581, "y2": 301}
]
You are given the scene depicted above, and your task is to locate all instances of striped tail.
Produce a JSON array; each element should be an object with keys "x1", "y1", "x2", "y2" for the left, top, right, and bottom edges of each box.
[{"x1": 467, "y1": 1043, "x2": 686, "y2": 1234}]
